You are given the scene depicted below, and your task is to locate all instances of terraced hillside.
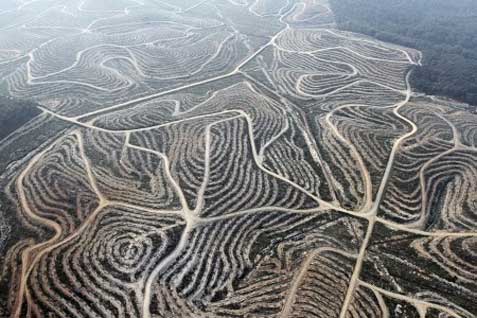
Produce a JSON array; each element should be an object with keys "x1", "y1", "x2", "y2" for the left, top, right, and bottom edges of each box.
[{"x1": 0, "y1": 0, "x2": 476, "y2": 317}]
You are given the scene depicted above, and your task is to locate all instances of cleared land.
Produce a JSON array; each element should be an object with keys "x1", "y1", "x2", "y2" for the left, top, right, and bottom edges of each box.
[{"x1": 0, "y1": 0, "x2": 476, "y2": 317}]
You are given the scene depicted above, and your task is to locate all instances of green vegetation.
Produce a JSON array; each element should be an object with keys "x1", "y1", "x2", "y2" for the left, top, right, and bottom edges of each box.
[
  {"x1": 0, "y1": 96, "x2": 41, "y2": 140},
  {"x1": 329, "y1": 0, "x2": 477, "y2": 107}
]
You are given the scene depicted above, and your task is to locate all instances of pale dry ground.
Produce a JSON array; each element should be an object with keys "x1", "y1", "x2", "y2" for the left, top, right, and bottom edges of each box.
[{"x1": 0, "y1": 0, "x2": 476, "y2": 318}]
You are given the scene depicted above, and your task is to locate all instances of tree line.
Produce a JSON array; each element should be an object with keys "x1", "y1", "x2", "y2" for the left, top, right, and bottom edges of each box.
[{"x1": 329, "y1": 0, "x2": 477, "y2": 108}]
